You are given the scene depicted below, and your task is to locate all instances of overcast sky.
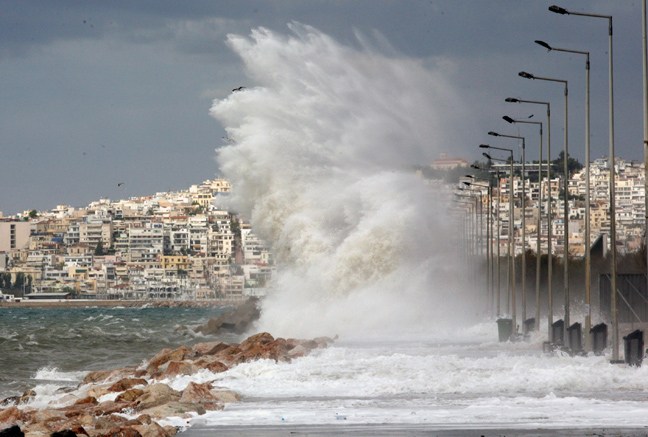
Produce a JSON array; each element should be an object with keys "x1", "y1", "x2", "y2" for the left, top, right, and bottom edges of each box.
[{"x1": 1, "y1": 1, "x2": 645, "y2": 215}]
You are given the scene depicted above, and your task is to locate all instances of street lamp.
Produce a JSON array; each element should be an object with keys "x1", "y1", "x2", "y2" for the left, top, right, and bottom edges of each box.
[
  {"x1": 466, "y1": 177, "x2": 492, "y2": 311},
  {"x1": 549, "y1": 3, "x2": 619, "y2": 361},
  {"x1": 475, "y1": 165, "x2": 503, "y2": 317},
  {"x1": 518, "y1": 71, "x2": 571, "y2": 341},
  {"x1": 503, "y1": 115, "x2": 543, "y2": 333},
  {"x1": 506, "y1": 97, "x2": 554, "y2": 338},
  {"x1": 535, "y1": 39, "x2": 593, "y2": 351},
  {"x1": 490, "y1": 132, "x2": 527, "y2": 328},
  {"x1": 482, "y1": 144, "x2": 517, "y2": 333}
]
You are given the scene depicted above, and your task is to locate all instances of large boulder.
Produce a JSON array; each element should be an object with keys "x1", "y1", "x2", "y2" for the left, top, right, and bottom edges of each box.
[{"x1": 193, "y1": 298, "x2": 260, "y2": 335}]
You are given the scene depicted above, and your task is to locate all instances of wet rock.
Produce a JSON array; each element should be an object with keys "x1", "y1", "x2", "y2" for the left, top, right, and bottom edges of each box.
[
  {"x1": 0, "y1": 407, "x2": 25, "y2": 426},
  {"x1": 131, "y1": 421, "x2": 169, "y2": 437},
  {"x1": 193, "y1": 298, "x2": 260, "y2": 335},
  {"x1": 191, "y1": 341, "x2": 230, "y2": 357},
  {"x1": 96, "y1": 426, "x2": 142, "y2": 437},
  {"x1": 145, "y1": 347, "x2": 191, "y2": 373},
  {"x1": 17, "y1": 389, "x2": 36, "y2": 406},
  {"x1": 160, "y1": 361, "x2": 197, "y2": 379},
  {"x1": 0, "y1": 397, "x2": 19, "y2": 408},
  {"x1": 73, "y1": 397, "x2": 98, "y2": 406},
  {"x1": 115, "y1": 389, "x2": 144, "y2": 403},
  {"x1": 134, "y1": 384, "x2": 181, "y2": 411},
  {"x1": 209, "y1": 390, "x2": 240, "y2": 404},
  {"x1": 194, "y1": 359, "x2": 228, "y2": 374},
  {"x1": 107, "y1": 378, "x2": 148, "y2": 393},
  {"x1": 136, "y1": 402, "x2": 205, "y2": 419}
]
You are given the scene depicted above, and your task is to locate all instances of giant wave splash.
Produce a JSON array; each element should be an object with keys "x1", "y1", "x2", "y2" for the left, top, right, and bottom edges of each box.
[{"x1": 210, "y1": 23, "x2": 478, "y2": 338}]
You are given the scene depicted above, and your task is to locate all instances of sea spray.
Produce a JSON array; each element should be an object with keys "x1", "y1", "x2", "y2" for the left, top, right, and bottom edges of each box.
[{"x1": 210, "y1": 23, "x2": 479, "y2": 338}]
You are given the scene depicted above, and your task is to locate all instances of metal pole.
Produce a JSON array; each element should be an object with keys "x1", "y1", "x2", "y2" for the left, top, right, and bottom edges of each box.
[
  {"x1": 521, "y1": 139, "x2": 527, "y2": 327},
  {"x1": 547, "y1": 105, "x2": 553, "y2": 341},
  {"x1": 563, "y1": 81, "x2": 570, "y2": 339},
  {"x1": 536, "y1": 124, "x2": 543, "y2": 331},
  {"x1": 643, "y1": 0, "x2": 648, "y2": 348},
  {"x1": 497, "y1": 171, "x2": 502, "y2": 317},
  {"x1": 608, "y1": 16, "x2": 619, "y2": 361},
  {"x1": 510, "y1": 155, "x2": 516, "y2": 332},
  {"x1": 584, "y1": 52, "x2": 592, "y2": 352}
]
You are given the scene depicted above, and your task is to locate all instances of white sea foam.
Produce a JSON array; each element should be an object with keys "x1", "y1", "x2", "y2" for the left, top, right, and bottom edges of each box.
[
  {"x1": 33, "y1": 367, "x2": 87, "y2": 382},
  {"x1": 210, "y1": 23, "x2": 477, "y2": 339}
]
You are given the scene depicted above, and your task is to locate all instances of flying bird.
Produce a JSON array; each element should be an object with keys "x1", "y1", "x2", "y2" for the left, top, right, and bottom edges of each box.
[
  {"x1": 222, "y1": 137, "x2": 236, "y2": 143},
  {"x1": 118, "y1": 182, "x2": 124, "y2": 187},
  {"x1": 232, "y1": 86, "x2": 246, "y2": 92}
]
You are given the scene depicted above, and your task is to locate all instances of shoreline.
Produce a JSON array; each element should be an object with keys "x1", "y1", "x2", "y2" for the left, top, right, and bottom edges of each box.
[{"x1": 0, "y1": 298, "x2": 244, "y2": 309}]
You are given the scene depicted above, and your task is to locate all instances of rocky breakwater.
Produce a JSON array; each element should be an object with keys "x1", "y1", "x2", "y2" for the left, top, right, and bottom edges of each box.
[{"x1": 0, "y1": 332, "x2": 334, "y2": 437}]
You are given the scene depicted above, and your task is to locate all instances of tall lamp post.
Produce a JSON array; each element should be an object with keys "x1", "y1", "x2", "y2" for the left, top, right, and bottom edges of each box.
[
  {"x1": 482, "y1": 145, "x2": 516, "y2": 332},
  {"x1": 644, "y1": 0, "x2": 648, "y2": 310},
  {"x1": 503, "y1": 116, "x2": 543, "y2": 332},
  {"x1": 466, "y1": 177, "x2": 492, "y2": 311},
  {"x1": 549, "y1": 3, "x2": 619, "y2": 362},
  {"x1": 506, "y1": 97, "x2": 553, "y2": 338},
  {"x1": 474, "y1": 166, "x2": 504, "y2": 317},
  {"x1": 518, "y1": 71, "x2": 571, "y2": 341},
  {"x1": 535, "y1": 39, "x2": 592, "y2": 351},
  {"x1": 489, "y1": 132, "x2": 527, "y2": 327}
]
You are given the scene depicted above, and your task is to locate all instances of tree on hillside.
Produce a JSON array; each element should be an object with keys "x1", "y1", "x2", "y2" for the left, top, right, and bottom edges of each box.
[
  {"x1": 29, "y1": 210, "x2": 38, "y2": 219},
  {"x1": 94, "y1": 240, "x2": 105, "y2": 256},
  {"x1": 552, "y1": 150, "x2": 583, "y2": 176}
]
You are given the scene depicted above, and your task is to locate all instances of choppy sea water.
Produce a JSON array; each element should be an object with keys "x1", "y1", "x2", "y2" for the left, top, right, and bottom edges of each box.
[
  {"x1": 0, "y1": 306, "x2": 233, "y2": 399},
  {"x1": 3, "y1": 308, "x2": 648, "y2": 434}
]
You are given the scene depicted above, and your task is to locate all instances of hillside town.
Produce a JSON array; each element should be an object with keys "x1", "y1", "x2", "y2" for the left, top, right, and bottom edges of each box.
[
  {"x1": 427, "y1": 153, "x2": 647, "y2": 258},
  {"x1": 0, "y1": 154, "x2": 646, "y2": 302},
  {"x1": 0, "y1": 179, "x2": 274, "y2": 300}
]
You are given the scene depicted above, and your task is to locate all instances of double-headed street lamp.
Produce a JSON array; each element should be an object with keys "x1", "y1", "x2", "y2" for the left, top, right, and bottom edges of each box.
[
  {"x1": 481, "y1": 144, "x2": 516, "y2": 332},
  {"x1": 489, "y1": 132, "x2": 528, "y2": 327},
  {"x1": 549, "y1": 2, "x2": 620, "y2": 363},
  {"x1": 535, "y1": 38, "x2": 593, "y2": 351},
  {"x1": 518, "y1": 71, "x2": 571, "y2": 341},
  {"x1": 506, "y1": 97, "x2": 554, "y2": 338}
]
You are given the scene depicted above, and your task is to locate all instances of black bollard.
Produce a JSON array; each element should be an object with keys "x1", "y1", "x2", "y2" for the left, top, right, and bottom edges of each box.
[
  {"x1": 567, "y1": 322, "x2": 582, "y2": 353},
  {"x1": 590, "y1": 323, "x2": 608, "y2": 356},
  {"x1": 496, "y1": 318, "x2": 513, "y2": 342},
  {"x1": 623, "y1": 330, "x2": 644, "y2": 367},
  {"x1": 551, "y1": 319, "x2": 565, "y2": 346}
]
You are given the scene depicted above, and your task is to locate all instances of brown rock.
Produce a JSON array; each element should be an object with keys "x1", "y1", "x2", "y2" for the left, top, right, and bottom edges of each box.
[
  {"x1": 162, "y1": 425, "x2": 177, "y2": 436},
  {"x1": 71, "y1": 425, "x2": 90, "y2": 436},
  {"x1": 178, "y1": 382, "x2": 213, "y2": 404},
  {"x1": 83, "y1": 370, "x2": 114, "y2": 385},
  {"x1": 93, "y1": 414, "x2": 127, "y2": 430},
  {"x1": 209, "y1": 390, "x2": 240, "y2": 404},
  {"x1": 96, "y1": 426, "x2": 142, "y2": 437},
  {"x1": 160, "y1": 361, "x2": 196, "y2": 378},
  {"x1": 86, "y1": 387, "x2": 110, "y2": 399},
  {"x1": 93, "y1": 400, "x2": 133, "y2": 415},
  {"x1": 135, "y1": 384, "x2": 181, "y2": 411},
  {"x1": 73, "y1": 396, "x2": 98, "y2": 406},
  {"x1": 123, "y1": 414, "x2": 151, "y2": 426},
  {"x1": 17, "y1": 389, "x2": 36, "y2": 406},
  {"x1": 115, "y1": 389, "x2": 144, "y2": 403},
  {"x1": 136, "y1": 402, "x2": 205, "y2": 419},
  {"x1": 0, "y1": 396, "x2": 19, "y2": 407},
  {"x1": 191, "y1": 341, "x2": 230, "y2": 357},
  {"x1": 0, "y1": 406, "x2": 26, "y2": 425},
  {"x1": 108, "y1": 378, "x2": 148, "y2": 393},
  {"x1": 238, "y1": 332, "x2": 275, "y2": 350},
  {"x1": 195, "y1": 360, "x2": 229, "y2": 374},
  {"x1": 131, "y1": 421, "x2": 169, "y2": 437},
  {"x1": 145, "y1": 347, "x2": 191, "y2": 373}
]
